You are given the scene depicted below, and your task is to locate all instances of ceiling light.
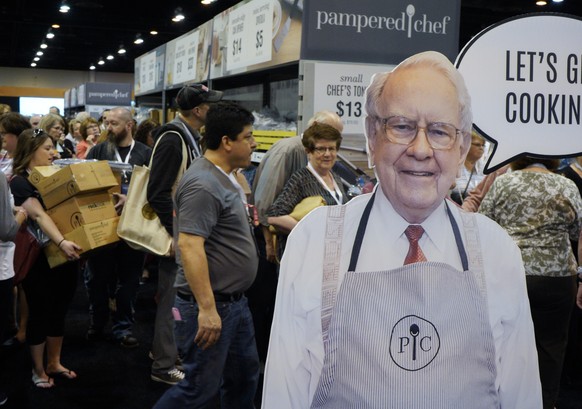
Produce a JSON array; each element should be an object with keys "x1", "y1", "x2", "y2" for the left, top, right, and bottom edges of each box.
[
  {"x1": 201, "y1": 0, "x2": 214, "y2": 5},
  {"x1": 172, "y1": 8, "x2": 185, "y2": 22},
  {"x1": 59, "y1": 2, "x2": 70, "y2": 13},
  {"x1": 552, "y1": 0, "x2": 564, "y2": 2},
  {"x1": 89, "y1": 64, "x2": 96, "y2": 70},
  {"x1": 46, "y1": 32, "x2": 55, "y2": 39},
  {"x1": 52, "y1": 24, "x2": 60, "y2": 29},
  {"x1": 34, "y1": 57, "x2": 40, "y2": 61},
  {"x1": 36, "y1": 51, "x2": 44, "y2": 56},
  {"x1": 98, "y1": 58, "x2": 105, "y2": 65},
  {"x1": 106, "y1": 54, "x2": 115, "y2": 61},
  {"x1": 134, "y1": 34, "x2": 144, "y2": 45},
  {"x1": 31, "y1": 62, "x2": 37, "y2": 67},
  {"x1": 118, "y1": 45, "x2": 126, "y2": 54},
  {"x1": 150, "y1": 30, "x2": 158, "y2": 35},
  {"x1": 536, "y1": 0, "x2": 547, "y2": 5},
  {"x1": 40, "y1": 43, "x2": 48, "y2": 49}
]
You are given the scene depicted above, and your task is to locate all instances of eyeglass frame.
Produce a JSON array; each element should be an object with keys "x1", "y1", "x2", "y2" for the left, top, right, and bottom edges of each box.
[
  {"x1": 373, "y1": 115, "x2": 464, "y2": 151},
  {"x1": 312, "y1": 146, "x2": 338, "y2": 155}
]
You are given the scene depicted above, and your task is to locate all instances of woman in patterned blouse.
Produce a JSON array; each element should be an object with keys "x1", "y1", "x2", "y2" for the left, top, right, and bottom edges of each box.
[
  {"x1": 267, "y1": 123, "x2": 348, "y2": 259},
  {"x1": 479, "y1": 156, "x2": 582, "y2": 409}
]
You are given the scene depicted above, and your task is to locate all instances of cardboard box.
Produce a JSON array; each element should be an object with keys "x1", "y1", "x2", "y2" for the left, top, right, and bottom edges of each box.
[
  {"x1": 44, "y1": 217, "x2": 120, "y2": 268},
  {"x1": 29, "y1": 161, "x2": 118, "y2": 209},
  {"x1": 47, "y1": 191, "x2": 117, "y2": 234}
]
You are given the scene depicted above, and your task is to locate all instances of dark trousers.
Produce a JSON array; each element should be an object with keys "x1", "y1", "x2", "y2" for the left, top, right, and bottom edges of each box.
[
  {"x1": 0, "y1": 277, "x2": 14, "y2": 342},
  {"x1": 22, "y1": 255, "x2": 78, "y2": 345},
  {"x1": 246, "y1": 227, "x2": 278, "y2": 362},
  {"x1": 527, "y1": 275, "x2": 576, "y2": 409}
]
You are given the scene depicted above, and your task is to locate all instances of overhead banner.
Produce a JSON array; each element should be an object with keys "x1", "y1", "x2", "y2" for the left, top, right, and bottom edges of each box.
[
  {"x1": 301, "y1": 0, "x2": 460, "y2": 64},
  {"x1": 135, "y1": 45, "x2": 165, "y2": 96},
  {"x1": 456, "y1": 14, "x2": 582, "y2": 172}
]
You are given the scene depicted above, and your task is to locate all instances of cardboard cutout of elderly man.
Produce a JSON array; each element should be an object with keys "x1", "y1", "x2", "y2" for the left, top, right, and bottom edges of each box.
[{"x1": 262, "y1": 51, "x2": 542, "y2": 409}]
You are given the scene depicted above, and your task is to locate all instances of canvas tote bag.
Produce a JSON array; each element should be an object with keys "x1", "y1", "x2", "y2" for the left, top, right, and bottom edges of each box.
[{"x1": 117, "y1": 132, "x2": 188, "y2": 256}]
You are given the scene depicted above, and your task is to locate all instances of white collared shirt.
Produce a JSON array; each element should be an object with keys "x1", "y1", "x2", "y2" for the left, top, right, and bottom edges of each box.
[{"x1": 262, "y1": 185, "x2": 542, "y2": 409}]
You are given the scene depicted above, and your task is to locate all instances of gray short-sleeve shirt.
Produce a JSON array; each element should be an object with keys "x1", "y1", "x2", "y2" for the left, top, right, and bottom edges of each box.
[{"x1": 174, "y1": 157, "x2": 258, "y2": 295}]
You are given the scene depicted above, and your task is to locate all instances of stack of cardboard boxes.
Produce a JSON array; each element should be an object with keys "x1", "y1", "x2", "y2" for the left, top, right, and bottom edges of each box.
[{"x1": 29, "y1": 161, "x2": 121, "y2": 268}]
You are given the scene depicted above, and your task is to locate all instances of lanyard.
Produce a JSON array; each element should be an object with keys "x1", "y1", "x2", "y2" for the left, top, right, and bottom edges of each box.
[
  {"x1": 307, "y1": 162, "x2": 343, "y2": 205},
  {"x1": 114, "y1": 140, "x2": 135, "y2": 164}
]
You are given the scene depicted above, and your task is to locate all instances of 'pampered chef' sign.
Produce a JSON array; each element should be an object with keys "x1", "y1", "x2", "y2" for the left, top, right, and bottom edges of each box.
[
  {"x1": 85, "y1": 83, "x2": 132, "y2": 106},
  {"x1": 301, "y1": 0, "x2": 460, "y2": 64}
]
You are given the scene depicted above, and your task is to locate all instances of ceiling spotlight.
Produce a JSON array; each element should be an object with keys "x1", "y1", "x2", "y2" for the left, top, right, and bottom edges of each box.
[
  {"x1": 134, "y1": 34, "x2": 144, "y2": 45},
  {"x1": 89, "y1": 64, "x2": 96, "y2": 70},
  {"x1": 59, "y1": 2, "x2": 70, "y2": 13},
  {"x1": 33, "y1": 57, "x2": 40, "y2": 61},
  {"x1": 201, "y1": 0, "x2": 216, "y2": 4},
  {"x1": 36, "y1": 51, "x2": 44, "y2": 56},
  {"x1": 118, "y1": 45, "x2": 126, "y2": 54},
  {"x1": 46, "y1": 31, "x2": 55, "y2": 39},
  {"x1": 51, "y1": 24, "x2": 60, "y2": 29},
  {"x1": 150, "y1": 30, "x2": 158, "y2": 35},
  {"x1": 98, "y1": 58, "x2": 105, "y2": 65},
  {"x1": 536, "y1": 0, "x2": 547, "y2": 5},
  {"x1": 40, "y1": 43, "x2": 48, "y2": 49},
  {"x1": 106, "y1": 54, "x2": 115, "y2": 61},
  {"x1": 552, "y1": 0, "x2": 564, "y2": 2},
  {"x1": 172, "y1": 8, "x2": 185, "y2": 22},
  {"x1": 31, "y1": 62, "x2": 37, "y2": 67}
]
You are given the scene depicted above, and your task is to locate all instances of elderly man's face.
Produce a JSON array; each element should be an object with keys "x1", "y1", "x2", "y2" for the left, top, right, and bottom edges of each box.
[{"x1": 369, "y1": 65, "x2": 468, "y2": 223}]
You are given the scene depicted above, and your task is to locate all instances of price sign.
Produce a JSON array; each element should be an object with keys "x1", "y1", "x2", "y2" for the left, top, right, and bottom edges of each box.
[
  {"x1": 313, "y1": 62, "x2": 395, "y2": 134},
  {"x1": 173, "y1": 31, "x2": 199, "y2": 85},
  {"x1": 227, "y1": 0, "x2": 273, "y2": 71},
  {"x1": 140, "y1": 52, "x2": 157, "y2": 93}
]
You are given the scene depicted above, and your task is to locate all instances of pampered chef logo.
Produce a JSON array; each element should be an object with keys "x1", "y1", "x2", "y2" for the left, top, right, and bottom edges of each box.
[
  {"x1": 316, "y1": 4, "x2": 451, "y2": 38},
  {"x1": 87, "y1": 89, "x2": 130, "y2": 99}
]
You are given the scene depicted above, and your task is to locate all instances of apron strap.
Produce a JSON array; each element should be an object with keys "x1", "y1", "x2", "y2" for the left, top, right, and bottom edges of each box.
[
  {"x1": 457, "y1": 209, "x2": 487, "y2": 296},
  {"x1": 348, "y1": 192, "x2": 376, "y2": 272},
  {"x1": 321, "y1": 205, "x2": 346, "y2": 349},
  {"x1": 445, "y1": 201, "x2": 469, "y2": 272}
]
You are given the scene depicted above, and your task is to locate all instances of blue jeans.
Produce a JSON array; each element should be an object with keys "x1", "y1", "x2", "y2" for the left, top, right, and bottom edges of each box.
[{"x1": 154, "y1": 295, "x2": 260, "y2": 409}]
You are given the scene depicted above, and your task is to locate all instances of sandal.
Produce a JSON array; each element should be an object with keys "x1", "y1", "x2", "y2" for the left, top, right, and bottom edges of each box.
[{"x1": 32, "y1": 371, "x2": 54, "y2": 389}]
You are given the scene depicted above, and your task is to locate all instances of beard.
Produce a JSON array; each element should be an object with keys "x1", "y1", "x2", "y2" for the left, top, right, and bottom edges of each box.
[{"x1": 108, "y1": 128, "x2": 128, "y2": 145}]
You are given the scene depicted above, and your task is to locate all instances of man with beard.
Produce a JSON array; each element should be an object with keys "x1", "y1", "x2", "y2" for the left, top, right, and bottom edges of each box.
[{"x1": 85, "y1": 107, "x2": 151, "y2": 347}]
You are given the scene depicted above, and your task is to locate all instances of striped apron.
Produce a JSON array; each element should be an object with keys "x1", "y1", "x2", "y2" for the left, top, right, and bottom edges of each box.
[{"x1": 311, "y1": 193, "x2": 500, "y2": 409}]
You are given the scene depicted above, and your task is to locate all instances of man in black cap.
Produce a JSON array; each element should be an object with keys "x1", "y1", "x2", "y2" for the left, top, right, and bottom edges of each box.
[{"x1": 146, "y1": 83, "x2": 222, "y2": 385}]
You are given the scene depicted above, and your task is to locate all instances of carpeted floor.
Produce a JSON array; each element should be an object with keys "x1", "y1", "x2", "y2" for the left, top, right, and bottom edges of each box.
[{"x1": 1, "y1": 267, "x2": 580, "y2": 409}]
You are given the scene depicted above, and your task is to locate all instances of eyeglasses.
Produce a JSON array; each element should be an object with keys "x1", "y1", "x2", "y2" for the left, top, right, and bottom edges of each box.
[
  {"x1": 313, "y1": 146, "x2": 337, "y2": 155},
  {"x1": 377, "y1": 116, "x2": 462, "y2": 150}
]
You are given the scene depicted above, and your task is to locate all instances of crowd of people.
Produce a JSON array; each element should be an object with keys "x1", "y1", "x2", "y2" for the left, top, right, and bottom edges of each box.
[{"x1": 1, "y1": 51, "x2": 582, "y2": 409}]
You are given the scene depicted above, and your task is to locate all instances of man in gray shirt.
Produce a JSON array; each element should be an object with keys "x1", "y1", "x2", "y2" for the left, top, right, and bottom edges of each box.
[{"x1": 153, "y1": 101, "x2": 259, "y2": 408}]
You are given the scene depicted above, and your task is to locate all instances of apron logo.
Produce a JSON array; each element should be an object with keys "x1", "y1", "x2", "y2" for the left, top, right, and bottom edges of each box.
[{"x1": 389, "y1": 315, "x2": 440, "y2": 371}]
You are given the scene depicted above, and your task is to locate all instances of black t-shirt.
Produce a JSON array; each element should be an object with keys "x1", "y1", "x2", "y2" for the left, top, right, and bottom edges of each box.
[{"x1": 9, "y1": 174, "x2": 45, "y2": 208}]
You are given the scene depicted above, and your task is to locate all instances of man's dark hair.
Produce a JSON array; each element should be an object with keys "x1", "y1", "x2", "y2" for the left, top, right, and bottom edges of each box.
[
  {"x1": 0, "y1": 112, "x2": 32, "y2": 136},
  {"x1": 204, "y1": 101, "x2": 254, "y2": 150}
]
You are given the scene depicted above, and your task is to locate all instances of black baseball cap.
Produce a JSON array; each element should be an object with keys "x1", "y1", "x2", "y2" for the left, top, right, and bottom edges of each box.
[{"x1": 175, "y1": 84, "x2": 223, "y2": 110}]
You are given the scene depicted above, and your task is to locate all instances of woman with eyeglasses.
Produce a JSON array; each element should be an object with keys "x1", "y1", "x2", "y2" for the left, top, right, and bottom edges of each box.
[
  {"x1": 39, "y1": 114, "x2": 74, "y2": 159},
  {"x1": 9, "y1": 129, "x2": 82, "y2": 388},
  {"x1": 75, "y1": 117, "x2": 100, "y2": 159},
  {"x1": 267, "y1": 123, "x2": 347, "y2": 259},
  {"x1": 450, "y1": 129, "x2": 486, "y2": 205}
]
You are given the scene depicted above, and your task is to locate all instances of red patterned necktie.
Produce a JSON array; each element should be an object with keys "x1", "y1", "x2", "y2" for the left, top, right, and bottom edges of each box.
[{"x1": 404, "y1": 225, "x2": 427, "y2": 265}]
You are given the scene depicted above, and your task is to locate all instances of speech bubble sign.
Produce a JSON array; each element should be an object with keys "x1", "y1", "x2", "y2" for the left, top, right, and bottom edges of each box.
[{"x1": 456, "y1": 13, "x2": 582, "y2": 173}]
